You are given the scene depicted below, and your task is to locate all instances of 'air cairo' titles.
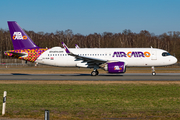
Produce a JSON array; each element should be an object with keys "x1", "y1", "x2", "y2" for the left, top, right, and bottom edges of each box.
[
  {"x1": 112, "y1": 51, "x2": 151, "y2": 58},
  {"x1": 13, "y1": 32, "x2": 27, "y2": 40}
]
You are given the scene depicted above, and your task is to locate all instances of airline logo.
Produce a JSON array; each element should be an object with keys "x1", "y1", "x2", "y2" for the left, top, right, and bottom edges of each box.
[
  {"x1": 114, "y1": 66, "x2": 122, "y2": 70},
  {"x1": 112, "y1": 51, "x2": 150, "y2": 58},
  {"x1": 64, "y1": 48, "x2": 68, "y2": 52},
  {"x1": 62, "y1": 44, "x2": 67, "y2": 51},
  {"x1": 13, "y1": 32, "x2": 27, "y2": 40}
]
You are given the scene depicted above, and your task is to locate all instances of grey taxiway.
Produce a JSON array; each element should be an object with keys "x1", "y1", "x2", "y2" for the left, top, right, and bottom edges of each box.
[{"x1": 0, "y1": 73, "x2": 180, "y2": 81}]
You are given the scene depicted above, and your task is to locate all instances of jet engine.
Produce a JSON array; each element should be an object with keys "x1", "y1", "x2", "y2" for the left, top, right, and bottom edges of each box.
[{"x1": 103, "y1": 62, "x2": 126, "y2": 73}]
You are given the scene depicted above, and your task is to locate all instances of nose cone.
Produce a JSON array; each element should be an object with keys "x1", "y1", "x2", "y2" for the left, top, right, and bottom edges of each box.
[{"x1": 172, "y1": 56, "x2": 178, "y2": 64}]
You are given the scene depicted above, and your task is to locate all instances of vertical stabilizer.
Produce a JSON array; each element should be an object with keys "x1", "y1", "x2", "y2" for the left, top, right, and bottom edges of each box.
[{"x1": 7, "y1": 21, "x2": 39, "y2": 50}]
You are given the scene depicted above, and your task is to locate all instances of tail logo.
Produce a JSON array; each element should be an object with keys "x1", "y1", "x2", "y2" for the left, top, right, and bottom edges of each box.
[
  {"x1": 12, "y1": 32, "x2": 27, "y2": 40},
  {"x1": 63, "y1": 45, "x2": 67, "y2": 51}
]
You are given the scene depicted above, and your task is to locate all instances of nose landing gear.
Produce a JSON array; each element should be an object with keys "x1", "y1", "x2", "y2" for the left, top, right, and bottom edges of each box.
[{"x1": 151, "y1": 66, "x2": 156, "y2": 76}]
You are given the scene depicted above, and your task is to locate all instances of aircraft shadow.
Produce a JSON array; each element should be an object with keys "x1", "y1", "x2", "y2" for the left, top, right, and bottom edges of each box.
[
  {"x1": 60, "y1": 74, "x2": 90, "y2": 76},
  {"x1": 59, "y1": 74, "x2": 124, "y2": 76},
  {"x1": 11, "y1": 73, "x2": 30, "y2": 75}
]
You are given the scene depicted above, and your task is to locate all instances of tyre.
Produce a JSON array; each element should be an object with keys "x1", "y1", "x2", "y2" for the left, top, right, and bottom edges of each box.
[
  {"x1": 96, "y1": 71, "x2": 99, "y2": 75},
  {"x1": 152, "y1": 72, "x2": 156, "y2": 76},
  {"x1": 91, "y1": 71, "x2": 97, "y2": 76}
]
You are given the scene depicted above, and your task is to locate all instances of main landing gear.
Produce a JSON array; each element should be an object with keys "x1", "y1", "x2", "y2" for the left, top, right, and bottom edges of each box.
[
  {"x1": 91, "y1": 69, "x2": 99, "y2": 76},
  {"x1": 151, "y1": 66, "x2": 156, "y2": 76}
]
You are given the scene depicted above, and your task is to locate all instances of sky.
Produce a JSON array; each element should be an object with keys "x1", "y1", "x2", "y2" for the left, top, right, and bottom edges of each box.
[{"x1": 0, "y1": 0, "x2": 180, "y2": 35}]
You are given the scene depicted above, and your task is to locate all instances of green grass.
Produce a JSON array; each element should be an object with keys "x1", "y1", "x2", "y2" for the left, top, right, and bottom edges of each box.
[{"x1": 0, "y1": 83, "x2": 180, "y2": 119}]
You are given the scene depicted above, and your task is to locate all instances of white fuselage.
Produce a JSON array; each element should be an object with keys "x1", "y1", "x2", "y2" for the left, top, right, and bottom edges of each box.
[{"x1": 36, "y1": 47, "x2": 177, "y2": 67}]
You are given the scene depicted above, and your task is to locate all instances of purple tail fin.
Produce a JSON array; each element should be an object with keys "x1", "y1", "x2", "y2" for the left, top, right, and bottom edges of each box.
[{"x1": 7, "y1": 21, "x2": 39, "y2": 50}]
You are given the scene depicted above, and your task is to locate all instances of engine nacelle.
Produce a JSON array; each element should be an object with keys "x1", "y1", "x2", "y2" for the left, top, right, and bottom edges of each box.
[{"x1": 103, "y1": 62, "x2": 126, "y2": 73}]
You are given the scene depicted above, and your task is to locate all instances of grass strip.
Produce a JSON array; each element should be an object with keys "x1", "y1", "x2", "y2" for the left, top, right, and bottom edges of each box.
[{"x1": 0, "y1": 83, "x2": 180, "y2": 119}]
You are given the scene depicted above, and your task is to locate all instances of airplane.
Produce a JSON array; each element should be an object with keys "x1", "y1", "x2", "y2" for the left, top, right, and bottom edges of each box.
[{"x1": 4, "y1": 21, "x2": 177, "y2": 76}]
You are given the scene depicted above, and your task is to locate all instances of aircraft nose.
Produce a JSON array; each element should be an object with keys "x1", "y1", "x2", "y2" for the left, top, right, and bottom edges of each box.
[{"x1": 172, "y1": 56, "x2": 178, "y2": 64}]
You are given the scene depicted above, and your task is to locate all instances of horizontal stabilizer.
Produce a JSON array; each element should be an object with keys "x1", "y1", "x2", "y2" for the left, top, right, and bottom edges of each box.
[{"x1": 4, "y1": 51, "x2": 28, "y2": 57}]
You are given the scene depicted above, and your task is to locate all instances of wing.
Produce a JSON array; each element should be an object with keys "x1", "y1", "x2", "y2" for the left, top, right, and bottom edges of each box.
[
  {"x1": 70, "y1": 53, "x2": 107, "y2": 63},
  {"x1": 62, "y1": 42, "x2": 107, "y2": 66}
]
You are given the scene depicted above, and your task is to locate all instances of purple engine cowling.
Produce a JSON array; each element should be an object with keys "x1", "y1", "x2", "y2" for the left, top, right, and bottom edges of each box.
[{"x1": 104, "y1": 62, "x2": 126, "y2": 73}]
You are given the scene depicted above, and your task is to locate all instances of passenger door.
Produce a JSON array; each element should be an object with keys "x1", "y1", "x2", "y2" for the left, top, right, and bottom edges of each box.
[{"x1": 151, "y1": 50, "x2": 157, "y2": 60}]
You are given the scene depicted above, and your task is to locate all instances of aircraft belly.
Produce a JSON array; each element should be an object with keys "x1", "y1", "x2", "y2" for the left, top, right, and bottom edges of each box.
[{"x1": 52, "y1": 57, "x2": 77, "y2": 66}]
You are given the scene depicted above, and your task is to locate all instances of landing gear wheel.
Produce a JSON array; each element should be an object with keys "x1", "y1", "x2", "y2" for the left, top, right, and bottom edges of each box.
[
  {"x1": 96, "y1": 71, "x2": 99, "y2": 75},
  {"x1": 91, "y1": 71, "x2": 97, "y2": 76},
  {"x1": 152, "y1": 72, "x2": 156, "y2": 76}
]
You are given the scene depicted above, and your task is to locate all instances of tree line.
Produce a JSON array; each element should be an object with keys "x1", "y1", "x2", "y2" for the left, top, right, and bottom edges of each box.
[{"x1": 0, "y1": 29, "x2": 180, "y2": 61}]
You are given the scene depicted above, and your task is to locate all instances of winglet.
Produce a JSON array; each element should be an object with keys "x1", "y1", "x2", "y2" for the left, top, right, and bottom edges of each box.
[
  {"x1": 75, "y1": 44, "x2": 80, "y2": 49},
  {"x1": 61, "y1": 42, "x2": 71, "y2": 54}
]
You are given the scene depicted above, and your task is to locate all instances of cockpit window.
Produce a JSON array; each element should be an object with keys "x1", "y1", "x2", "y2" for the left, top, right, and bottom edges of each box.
[{"x1": 162, "y1": 52, "x2": 171, "y2": 57}]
